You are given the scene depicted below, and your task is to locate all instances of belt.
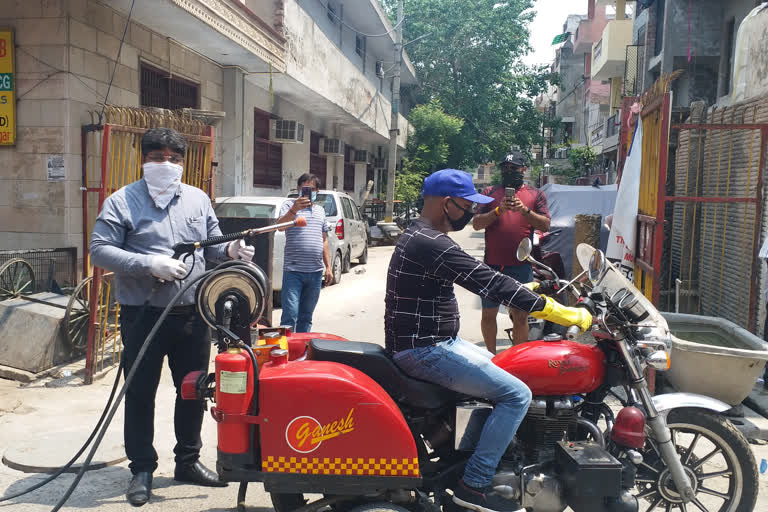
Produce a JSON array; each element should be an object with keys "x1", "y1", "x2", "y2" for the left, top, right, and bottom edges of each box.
[{"x1": 121, "y1": 304, "x2": 198, "y2": 316}]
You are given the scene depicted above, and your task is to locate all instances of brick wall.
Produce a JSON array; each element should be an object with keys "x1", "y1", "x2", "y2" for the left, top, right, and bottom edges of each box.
[{"x1": 0, "y1": 0, "x2": 225, "y2": 265}]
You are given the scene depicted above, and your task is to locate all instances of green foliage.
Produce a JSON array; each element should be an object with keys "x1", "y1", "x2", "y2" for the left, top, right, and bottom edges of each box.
[
  {"x1": 568, "y1": 146, "x2": 599, "y2": 174},
  {"x1": 394, "y1": 169, "x2": 424, "y2": 205},
  {"x1": 406, "y1": 100, "x2": 464, "y2": 172},
  {"x1": 380, "y1": 0, "x2": 558, "y2": 167}
]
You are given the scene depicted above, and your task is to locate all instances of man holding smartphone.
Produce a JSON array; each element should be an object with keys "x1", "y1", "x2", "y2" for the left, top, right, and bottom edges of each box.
[
  {"x1": 473, "y1": 153, "x2": 550, "y2": 352},
  {"x1": 277, "y1": 173, "x2": 333, "y2": 332}
]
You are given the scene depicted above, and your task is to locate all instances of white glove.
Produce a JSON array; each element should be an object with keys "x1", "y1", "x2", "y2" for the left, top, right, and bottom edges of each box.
[
  {"x1": 228, "y1": 239, "x2": 255, "y2": 262},
  {"x1": 150, "y1": 255, "x2": 188, "y2": 281}
]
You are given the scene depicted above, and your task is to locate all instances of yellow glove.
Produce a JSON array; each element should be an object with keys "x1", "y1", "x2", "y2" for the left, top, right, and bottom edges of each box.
[
  {"x1": 530, "y1": 296, "x2": 593, "y2": 333},
  {"x1": 522, "y1": 281, "x2": 540, "y2": 292}
]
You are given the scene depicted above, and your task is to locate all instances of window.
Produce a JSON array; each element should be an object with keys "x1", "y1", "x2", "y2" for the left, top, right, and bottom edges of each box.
[
  {"x1": 654, "y1": 0, "x2": 665, "y2": 56},
  {"x1": 341, "y1": 197, "x2": 355, "y2": 220},
  {"x1": 356, "y1": 35, "x2": 366, "y2": 58},
  {"x1": 140, "y1": 63, "x2": 199, "y2": 110},
  {"x1": 215, "y1": 203, "x2": 276, "y2": 219},
  {"x1": 253, "y1": 109, "x2": 282, "y2": 188},
  {"x1": 344, "y1": 162, "x2": 355, "y2": 191},
  {"x1": 327, "y1": 2, "x2": 337, "y2": 23},
  {"x1": 310, "y1": 131, "x2": 328, "y2": 188}
]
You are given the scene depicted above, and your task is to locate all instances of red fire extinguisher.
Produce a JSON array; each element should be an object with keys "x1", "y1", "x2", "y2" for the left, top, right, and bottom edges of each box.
[{"x1": 215, "y1": 348, "x2": 255, "y2": 455}]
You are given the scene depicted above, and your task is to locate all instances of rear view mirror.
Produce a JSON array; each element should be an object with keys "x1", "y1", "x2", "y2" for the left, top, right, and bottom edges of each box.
[
  {"x1": 517, "y1": 238, "x2": 532, "y2": 262},
  {"x1": 588, "y1": 250, "x2": 607, "y2": 286}
]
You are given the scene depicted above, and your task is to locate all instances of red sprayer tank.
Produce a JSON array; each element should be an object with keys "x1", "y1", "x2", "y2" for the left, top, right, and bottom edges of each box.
[
  {"x1": 215, "y1": 348, "x2": 255, "y2": 454},
  {"x1": 493, "y1": 340, "x2": 606, "y2": 395}
]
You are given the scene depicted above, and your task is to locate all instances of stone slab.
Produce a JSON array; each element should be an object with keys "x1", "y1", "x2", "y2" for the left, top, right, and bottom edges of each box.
[
  {"x1": 0, "y1": 292, "x2": 72, "y2": 374},
  {"x1": 2, "y1": 429, "x2": 126, "y2": 474}
]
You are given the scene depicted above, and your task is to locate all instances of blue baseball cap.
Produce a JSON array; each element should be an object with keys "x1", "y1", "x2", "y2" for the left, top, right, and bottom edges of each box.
[{"x1": 422, "y1": 169, "x2": 494, "y2": 204}]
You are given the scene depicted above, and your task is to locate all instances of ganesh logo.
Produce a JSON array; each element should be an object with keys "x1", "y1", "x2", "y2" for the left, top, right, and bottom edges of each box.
[{"x1": 285, "y1": 409, "x2": 355, "y2": 453}]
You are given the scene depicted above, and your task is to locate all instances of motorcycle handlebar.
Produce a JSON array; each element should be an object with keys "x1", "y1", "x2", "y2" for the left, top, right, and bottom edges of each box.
[{"x1": 566, "y1": 325, "x2": 581, "y2": 340}]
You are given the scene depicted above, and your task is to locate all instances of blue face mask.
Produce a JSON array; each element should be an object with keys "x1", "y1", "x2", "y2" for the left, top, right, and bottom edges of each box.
[{"x1": 311, "y1": 191, "x2": 318, "y2": 202}]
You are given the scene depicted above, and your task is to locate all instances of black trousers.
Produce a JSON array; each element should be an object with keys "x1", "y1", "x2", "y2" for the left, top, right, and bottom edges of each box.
[{"x1": 120, "y1": 306, "x2": 211, "y2": 475}]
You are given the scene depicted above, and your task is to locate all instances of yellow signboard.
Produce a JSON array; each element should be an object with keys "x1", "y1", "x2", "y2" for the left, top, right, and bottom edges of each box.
[{"x1": 0, "y1": 30, "x2": 14, "y2": 146}]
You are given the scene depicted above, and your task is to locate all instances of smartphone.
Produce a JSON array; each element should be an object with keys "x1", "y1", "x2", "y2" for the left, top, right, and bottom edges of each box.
[
  {"x1": 301, "y1": 186, "x2": 313, "y2": 199},
  {"x1": 504, "y1": 187, "x2": 516, "y2": 201}
]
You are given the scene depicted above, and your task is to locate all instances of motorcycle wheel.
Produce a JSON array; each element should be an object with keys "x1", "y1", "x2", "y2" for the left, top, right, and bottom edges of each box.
[{"x1": 634, "y1": 408, "x2": 758, "y2": 512}]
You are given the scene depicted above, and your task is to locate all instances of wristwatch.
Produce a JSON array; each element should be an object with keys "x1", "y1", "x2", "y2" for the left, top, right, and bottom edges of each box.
[{"x1": 523, "y1": 207, "x2": 531, "y2": 216}]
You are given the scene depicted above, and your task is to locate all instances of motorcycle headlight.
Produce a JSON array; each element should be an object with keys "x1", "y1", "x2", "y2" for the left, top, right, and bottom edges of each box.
[
  {"x1": 645, "y1": 350, "x2": 671, "y2": 371},
  {"x1": 637, "y1": 326, "x2": 672, "y2": 351}
]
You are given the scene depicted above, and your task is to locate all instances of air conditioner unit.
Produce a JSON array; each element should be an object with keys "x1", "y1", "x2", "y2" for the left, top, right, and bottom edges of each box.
[
  {"x1": 353, "y1": 150, "x2": 372, "y2": 164},
  {"x1": 270, "y1": 119, "x2": 305, "y2": 144},
  {"x1": 374, "y1": 157, "x2": 388, "y2": 169},
  {"x1": 319, "y1": 137, "x2": 345, "y2": 157}
]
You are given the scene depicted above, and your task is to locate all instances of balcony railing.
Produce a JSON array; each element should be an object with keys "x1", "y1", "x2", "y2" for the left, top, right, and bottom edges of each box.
[
  {"x1": 623, "y1": 45, "x2": 644, "y2": 96},
  {"x1": 591, "y1": 124, "x2": 604, "y2": 146},
  {"x1": 593, "y1": 38, "x2": 603, "y2": 62}
]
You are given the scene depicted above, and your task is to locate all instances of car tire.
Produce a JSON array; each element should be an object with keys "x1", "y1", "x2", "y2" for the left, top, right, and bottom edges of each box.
[
  {"x1": 358, "y1": 243, "x2": 368, "y2": 264},
  {"x1": 342, "y1": 248, "x2": 351, "y2": 274},
  {"x1": 332, "y1": 251, "x2": 343, "y2": 285}
]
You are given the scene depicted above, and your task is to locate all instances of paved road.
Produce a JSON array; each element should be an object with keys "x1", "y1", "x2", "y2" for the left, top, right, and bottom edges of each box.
[{"x1": 1, "y1": 226, "x2": 767, "y2": 511}]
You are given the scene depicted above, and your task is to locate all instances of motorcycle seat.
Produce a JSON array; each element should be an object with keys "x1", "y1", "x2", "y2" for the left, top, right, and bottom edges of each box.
[{"x1": 307, "y1": 339, "x2": 459, "y2": 409}]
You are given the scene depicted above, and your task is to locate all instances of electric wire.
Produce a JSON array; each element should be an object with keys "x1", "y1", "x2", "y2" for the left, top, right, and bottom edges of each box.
[
  {"x1": 98, "y1": 0, "x2": 136, "y2": 123},
  {"x1": 47, "y1": 265, "x2": 235, "y2": 512},
  {"x1": 0, "y1": 360, "x2": 123, "y2": 503},
  {"x1": 314, "y1": 0, "x2": 405, "y2": 37}
]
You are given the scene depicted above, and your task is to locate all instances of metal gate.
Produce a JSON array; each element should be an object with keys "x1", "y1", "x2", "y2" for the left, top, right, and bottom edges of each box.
[
  {"x1": 81, "y1": 106, "x2": 216, "y2": 383},
  {"x1": 630, "y1": 78, "x2": 767, "y2": 333}
]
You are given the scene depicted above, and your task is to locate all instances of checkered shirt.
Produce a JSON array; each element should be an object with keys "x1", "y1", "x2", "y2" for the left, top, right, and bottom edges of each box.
[{"x1": 384, "y1": 219, "x2": 545, "y2": 354}]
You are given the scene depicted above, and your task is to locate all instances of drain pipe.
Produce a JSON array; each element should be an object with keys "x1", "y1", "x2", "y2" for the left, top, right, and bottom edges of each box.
[{"x1": 675, "y1": 278, "x2": 681, "y2": 313}]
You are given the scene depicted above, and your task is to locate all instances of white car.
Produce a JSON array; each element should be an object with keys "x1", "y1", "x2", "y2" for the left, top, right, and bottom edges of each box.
[
  {"x1": 214, "y1": 196, "x2": 344, "y2": 305},
  {"x1": 287, "y1": 190, "x2": 369, "y2": 274}
]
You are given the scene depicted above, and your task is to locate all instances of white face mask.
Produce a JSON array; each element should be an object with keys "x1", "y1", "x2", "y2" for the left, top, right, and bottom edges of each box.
[{"x1": 143, "y1": 161, "x2": 183, "y2": 209}]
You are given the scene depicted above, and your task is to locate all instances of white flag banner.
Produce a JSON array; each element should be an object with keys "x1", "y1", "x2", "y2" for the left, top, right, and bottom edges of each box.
[{"x1": 606, "y1": 117, "x2": 643, "y2": 281}]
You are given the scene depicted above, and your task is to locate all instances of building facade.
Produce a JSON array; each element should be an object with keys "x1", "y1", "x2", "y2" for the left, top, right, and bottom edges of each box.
[{"x1": 0, "y1": 0, "x2": 413, "y2": 269}]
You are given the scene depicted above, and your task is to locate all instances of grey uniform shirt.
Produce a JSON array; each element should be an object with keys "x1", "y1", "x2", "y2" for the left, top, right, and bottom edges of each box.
[{"x1": 90, "y1": 180, "x2": 228, "y2": 307}]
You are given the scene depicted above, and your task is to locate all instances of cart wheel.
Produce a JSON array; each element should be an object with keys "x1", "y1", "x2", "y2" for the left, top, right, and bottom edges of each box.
[
  {"x1": 0, "y1": 258, "x2": 35, "y2": 301},
  {"x1": 65, "y1": 276, "x2": 94, "y2": 352},
  {"x1": 65, "y1": 274, "x2": 117, "y2": 353}
]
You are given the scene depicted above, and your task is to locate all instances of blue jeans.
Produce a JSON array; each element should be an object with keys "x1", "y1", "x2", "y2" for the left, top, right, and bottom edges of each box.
[
  {"x1": 280, "y1": 271, "x2": 323, "y2": 333},
  {"x1": 393, "y1": 337, "x2": 532, "y2": 488}
]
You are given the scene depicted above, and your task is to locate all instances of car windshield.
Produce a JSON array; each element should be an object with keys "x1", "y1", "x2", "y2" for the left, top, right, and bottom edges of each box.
[
  {"x1": 286, "y1": 193, "x2": 338, "y2": 217},
  {"x1": 214, "y1": 203, "x2": 276, "y2": 218}
]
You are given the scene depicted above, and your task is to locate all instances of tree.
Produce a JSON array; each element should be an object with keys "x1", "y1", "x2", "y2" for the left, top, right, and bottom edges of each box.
[
  {"x1": 405, "y1": 100, "x2": 464, "y2": 172},
  {"x1": 568, "y1": 146, "x2": 599, "y2": 176},
  {"x1": 380, "y1": 0, "x2": 558, "y2": 167}
]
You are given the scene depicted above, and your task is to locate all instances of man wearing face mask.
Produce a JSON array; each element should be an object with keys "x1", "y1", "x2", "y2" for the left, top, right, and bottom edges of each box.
[
  {"x1": 385, "y1": 169, "x2": 591, "y2": 512},
  {"x1": 473, "y1": 153, "x2": 550, "y2": 352},
  {"x1": 276, "y1": 173, "x2": 333, "y2": 333},
  {"x1": 90, "y1": 128, "x2": 255, "y2": 507}
]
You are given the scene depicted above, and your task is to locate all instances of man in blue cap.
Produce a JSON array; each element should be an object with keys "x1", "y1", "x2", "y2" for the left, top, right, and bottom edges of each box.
[{"x1": 385, "y1": 169, "x2": 592, "y2": 512}]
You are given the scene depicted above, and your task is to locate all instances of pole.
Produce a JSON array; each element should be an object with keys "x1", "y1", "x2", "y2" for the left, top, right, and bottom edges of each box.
[{"x1": 384, "y1": 0, "x2": 403, "y2": 223}]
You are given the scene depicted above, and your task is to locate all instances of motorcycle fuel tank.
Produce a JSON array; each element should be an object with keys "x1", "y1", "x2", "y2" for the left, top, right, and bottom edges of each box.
[
  {"x1": 257, "y1": 360, "x2": 420, "y2": 478},
  {"x1": 493, "y1": 340, "x2": 606, "y2": 395}
]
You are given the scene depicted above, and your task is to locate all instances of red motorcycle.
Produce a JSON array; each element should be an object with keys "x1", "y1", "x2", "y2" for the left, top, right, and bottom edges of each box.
[{"x1": 182, "y1": 247, "x2": 758, "y2": 512}]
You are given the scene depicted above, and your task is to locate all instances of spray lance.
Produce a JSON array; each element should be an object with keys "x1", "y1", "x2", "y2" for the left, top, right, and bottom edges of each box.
[{"x1": 164, "y1": 216, "x2": 308, "y2": 281}]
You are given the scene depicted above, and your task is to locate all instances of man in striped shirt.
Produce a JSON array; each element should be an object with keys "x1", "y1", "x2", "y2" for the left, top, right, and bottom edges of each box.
[{"x1": 277, "y1": 173, "x2": 332, "y2": 332}]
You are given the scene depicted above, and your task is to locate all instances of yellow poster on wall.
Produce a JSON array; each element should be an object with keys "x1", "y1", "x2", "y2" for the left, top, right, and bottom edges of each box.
[{"x1": 0, "y1": 30, "x2": 15, "y2": 146}]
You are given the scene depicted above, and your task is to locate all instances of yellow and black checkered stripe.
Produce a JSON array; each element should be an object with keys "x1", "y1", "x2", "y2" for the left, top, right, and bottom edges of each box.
[{"x1": 263, "y1": 456, "x2": 419, "y2": 477}]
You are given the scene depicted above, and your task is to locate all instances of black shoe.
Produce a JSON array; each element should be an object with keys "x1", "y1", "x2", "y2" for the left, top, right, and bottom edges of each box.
[
  {"x1": 126, "y1": 472, "x2": 152, "y2": 507},
  {"x1": 452, "y1": 478, "x2": 524, "y2": 512},
  {"x1": 174, "y1": 460, "x2": 228, "y2": 487}
]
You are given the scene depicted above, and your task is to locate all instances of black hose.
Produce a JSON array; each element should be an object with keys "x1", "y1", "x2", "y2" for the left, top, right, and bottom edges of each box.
[
  {"x1": 47, "y1": 265, "x2": 236, "y2": 512},
  {"x1": 0, "y1": 360, "x2": 123, "y2": 503}
]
